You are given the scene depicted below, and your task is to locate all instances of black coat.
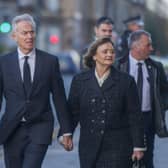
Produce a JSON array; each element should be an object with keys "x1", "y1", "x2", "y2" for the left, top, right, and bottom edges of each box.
[
  {"x1": 0, "y1": 49, "x2": 71, "y2": 145},
  {"x1": 68, "y1": 67, "x2": 145, "y2": 168},
  {"x1": 115, "y1": 56, "x2": 168, "y2": 137}
]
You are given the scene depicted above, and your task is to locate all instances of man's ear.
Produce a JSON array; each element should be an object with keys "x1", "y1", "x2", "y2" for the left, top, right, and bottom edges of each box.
[{"x1": 94, "y1": 26, "x2": 98, "y2": 36}]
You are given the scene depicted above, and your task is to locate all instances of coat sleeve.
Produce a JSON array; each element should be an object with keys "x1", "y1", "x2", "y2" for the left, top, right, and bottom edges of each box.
[
  {"x1": 68, "y1": 75, "x2": 80, "y2": 134},
  {"x1": 51, "y1": 57, "x2": 72, "y2": 134},
  {"x1": 125, "y1": 76, "x2": 145, "y2": 148},
  {"x1": 157, "y1": 62, "x2": 168, "y2": 109}
]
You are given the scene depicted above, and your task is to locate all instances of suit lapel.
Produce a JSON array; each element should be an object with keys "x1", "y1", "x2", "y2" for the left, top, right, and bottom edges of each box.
[
  {"x1": 10, "y1": 52, "x2": 25, "y2": 95},
  {"x1": 120, "y1": 58, "x2": 129, "y2": 73},
  {"x1": 29, "y1": 49, "x2": 43, "y2": 97}
]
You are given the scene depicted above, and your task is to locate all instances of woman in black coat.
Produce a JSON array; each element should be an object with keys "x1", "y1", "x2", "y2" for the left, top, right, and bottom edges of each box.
[{"x1": 68, "y1": 37, "x2": 145, "y2": 168}]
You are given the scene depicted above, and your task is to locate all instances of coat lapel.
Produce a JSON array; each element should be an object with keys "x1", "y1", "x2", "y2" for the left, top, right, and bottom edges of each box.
[{"x1": 101, "y1": 67, "x2": 119, "y2": 92}]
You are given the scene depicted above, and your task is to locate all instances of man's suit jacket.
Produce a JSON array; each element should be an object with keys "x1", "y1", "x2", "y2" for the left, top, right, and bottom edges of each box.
[
  {"x1": 116, "y1": 56, "x2": 168, "y2": 137},
  {"x1": 0, "y1": 49, "x2": 71, "y2": 144},
  {"x1": 68, "y1": 67, "x2": 145, "y2": 168}
]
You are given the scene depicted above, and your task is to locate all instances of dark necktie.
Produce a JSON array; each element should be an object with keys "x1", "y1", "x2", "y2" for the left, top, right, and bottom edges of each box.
[
  {"x1": 23, "y1": 56, "x2": 32, "y2": 97},
  {"x1": 137, "y1": 62, "x2": 143, "y2": 107}
]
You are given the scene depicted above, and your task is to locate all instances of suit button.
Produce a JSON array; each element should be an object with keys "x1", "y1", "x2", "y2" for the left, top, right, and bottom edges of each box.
[
  {"x1": 102, "y1": 99, "x2": 106, "y2": 103},
  {"x1": 91, "y1": 119, "x2": 95, "y2": 123},
  {"x1": 100, "y1": 130, "x2": 104, "y2": 134},
  {"x1": 101, "y1": 120, "x2": 105, "y2": 123}
]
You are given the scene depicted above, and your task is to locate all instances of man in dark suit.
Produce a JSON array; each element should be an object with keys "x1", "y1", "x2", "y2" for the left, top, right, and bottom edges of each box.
[
  {"x1": 0, "y1": 14, "x2": 72, "y2": 168},
  {"x1": 116, "y1": 30, "x2": 168, "y2": 168}
]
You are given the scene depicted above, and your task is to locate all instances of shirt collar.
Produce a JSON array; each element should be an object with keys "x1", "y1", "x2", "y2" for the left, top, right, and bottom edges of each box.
[
  {"x1": 129, "y1": 54, "x2": 144, "y2": 66},
  {"x1": 95, "y1": 68, "x2": 110, "y2": 86},
  {"x1": 17, "y1": 48, "x2": 35, "y2": 60}
]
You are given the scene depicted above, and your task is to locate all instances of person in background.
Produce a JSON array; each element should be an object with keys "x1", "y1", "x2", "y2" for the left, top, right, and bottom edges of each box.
[
  {"x1": 117, "y1": 15, "x2": 144, "y2": 58},
  {"x1": 80, "y1": 16, "x2": 114, "y2": 69},
  {"x1": 116, "y1": 30, "x2": 168, "y2": 168},
  {"x1": 0, "y1": 13, "x2": 72, "y2": 168},
  {"x1": 69, "y1": 37, "x2": 145, "y2": 168}
]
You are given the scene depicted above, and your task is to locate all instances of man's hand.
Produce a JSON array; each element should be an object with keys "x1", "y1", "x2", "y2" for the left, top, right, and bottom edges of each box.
[
  {"x1": 132, "y1": 151, "x2": 144, "y2": 161},
  {"x1": 61, "y1": 135, "x2": 73, "y2": 151}
]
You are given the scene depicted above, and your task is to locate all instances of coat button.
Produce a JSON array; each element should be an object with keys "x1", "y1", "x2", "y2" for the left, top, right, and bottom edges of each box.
[
  {"x1": 91, "y1": 98, "x2": 96, "y2": 103},
  {"x1": 100, "y1": 130, "x2": 104, "y2": 134},
  {"x1": 102, "y1": 99, "x2": 106, "y2": 103},
  {"x1": 102, "y1": 110, "x2": 106, "y2": 113},
  {"x1": 91, "y1": 119, "x2": 95, "y2": 123},
  {"x1": 101, "y1": 120, "x2": 105, "y2": 123}
]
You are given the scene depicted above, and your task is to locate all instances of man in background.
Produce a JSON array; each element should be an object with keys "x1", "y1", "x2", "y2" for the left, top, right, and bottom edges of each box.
[
  {"x1": 116, "y1": 30, "x2": 168, "y2": 168},
  {"x1": 117, "y1": 15, "x2": 144, "y2": 58},
  {"x1": 80, "y1": 16, "x2": 114, "y2": 69}
]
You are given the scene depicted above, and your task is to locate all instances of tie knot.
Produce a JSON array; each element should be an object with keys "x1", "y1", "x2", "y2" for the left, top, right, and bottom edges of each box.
[
  {"x1": 137, "y1": 62, "x2": 143, "y2": 67},
  {"x1": 24, "y1": 56, "x2": 29, "y2": 61}
]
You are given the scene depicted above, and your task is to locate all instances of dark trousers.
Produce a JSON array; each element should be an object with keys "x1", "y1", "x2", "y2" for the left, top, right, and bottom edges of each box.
[
  {"x1": 3, "y1": 123, "x2": 48, "y2": 168},
  {"x1": 143, "y1": 112, "x2": 155, "y2": 168}
]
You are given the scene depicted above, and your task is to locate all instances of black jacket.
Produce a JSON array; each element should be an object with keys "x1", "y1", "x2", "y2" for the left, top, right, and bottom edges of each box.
[
  {"x1": 115, "y1": 56, "x2": 168, "y2": 137},
  {"x1": 0, "y1": 49, "x2": 71, "y2": 144}
]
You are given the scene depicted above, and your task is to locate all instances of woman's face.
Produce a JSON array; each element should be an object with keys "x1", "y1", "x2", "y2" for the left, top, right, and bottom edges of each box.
[{"x1": 93, "y1": 42, "x2": 115, "y2": 68}]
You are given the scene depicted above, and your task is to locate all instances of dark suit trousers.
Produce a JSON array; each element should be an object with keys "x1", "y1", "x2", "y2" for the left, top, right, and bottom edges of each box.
[
  {"x1": 143, "y1": 112, "x2": 155, "y2": 168},
  {"x1": 3, "y1": 123, "x2": 48, "y2": 168}
]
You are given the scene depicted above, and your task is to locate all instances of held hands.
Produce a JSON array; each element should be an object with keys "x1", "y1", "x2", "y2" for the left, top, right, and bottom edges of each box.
[
  {"x1": 60, "y1": 135, "x2": 73, "y2": 151},
  {"x1": 132, "y1": 151, "x2": 144, "y2": 161}
]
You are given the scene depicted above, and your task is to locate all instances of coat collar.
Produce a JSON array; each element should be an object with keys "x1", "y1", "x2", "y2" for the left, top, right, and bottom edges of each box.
[{"x1": 85, "y1": 66, "x2": 119, "y2": 94}]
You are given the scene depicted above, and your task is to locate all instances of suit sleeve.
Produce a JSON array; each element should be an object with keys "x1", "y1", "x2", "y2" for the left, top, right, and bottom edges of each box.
[
  {"x1": 68, "y1": 75, "x2": 80, "y2": 134},
  {"x1": 126, "y1": 77, "x2": 145, "y2": 148},
  {"x1": 51, "y1": 57, "x2": 72, "y2": 134}
]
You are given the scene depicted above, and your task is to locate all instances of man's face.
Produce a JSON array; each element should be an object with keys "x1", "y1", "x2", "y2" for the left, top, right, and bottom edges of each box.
[
  {"x1": 12, "y1": 21, "x2": 36, "y2": 54},
  {"x1": 137, "y1": 35, "x2": 153, "y2": 60},
  {"x1": 95, "y1": 23, "x2": 113, "y2": 38}
]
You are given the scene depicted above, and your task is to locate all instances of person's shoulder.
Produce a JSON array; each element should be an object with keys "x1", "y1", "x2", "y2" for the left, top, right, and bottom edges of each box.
[
  {"x1": 36, "y1": 49, "x2": 58, "y2": 61},
  {"x1": 73, "y1": 69, "x2": 93, "y2": 81},
  {"x1": 146, "y1": 57, "x2": 163, "y2": 69}
]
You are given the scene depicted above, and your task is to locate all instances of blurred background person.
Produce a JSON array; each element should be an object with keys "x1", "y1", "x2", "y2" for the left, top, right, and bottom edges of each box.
[
  {"x1": 80, "y1": 16, "x2": 114, "y2": 69},
  {"x1": 116, "y1": 30, "x2": 168, "y2": 168},
  {"x1": 69, "y1": 37, "x2": 145, "y2": 168},
  {"x1": 117, "y1": 15, "x2": 144, "y2": 59}
]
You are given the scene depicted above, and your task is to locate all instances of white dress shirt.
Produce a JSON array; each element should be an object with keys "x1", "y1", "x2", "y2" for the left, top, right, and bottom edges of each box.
[
  {"x1": 129, "y1": 55, "x2": 151, "y2": 112},
  {"x1": 17, "y1": 47, "x2": 36, "y2": 82}
]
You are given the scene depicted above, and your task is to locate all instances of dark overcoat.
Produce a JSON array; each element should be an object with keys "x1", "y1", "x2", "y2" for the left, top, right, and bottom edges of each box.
[
  {"x1": 68, "y1": 67, "x2": 145, "y2": 168},
  {"x1": 115, "y1": 56, "x2": 168, "y2": 137}
]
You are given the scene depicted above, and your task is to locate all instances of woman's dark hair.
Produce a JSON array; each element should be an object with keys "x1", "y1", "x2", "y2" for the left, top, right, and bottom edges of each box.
[{"x1": 84, "y1": 37, "x2": 114, "y2": 68}]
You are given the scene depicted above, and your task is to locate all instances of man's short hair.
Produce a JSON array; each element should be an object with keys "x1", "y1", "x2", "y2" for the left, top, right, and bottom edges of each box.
[{"x1": 95, "y1": 16, "x2": 114, "y2": 27}]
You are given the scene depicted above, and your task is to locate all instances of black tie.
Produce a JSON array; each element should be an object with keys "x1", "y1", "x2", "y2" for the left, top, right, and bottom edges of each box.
[
  {"x1": 137, "y1": 62, "x2": 143, "y2": 107},
  {"x1": 23, "y1": 56, "x2": 32, "y2": 97}
]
